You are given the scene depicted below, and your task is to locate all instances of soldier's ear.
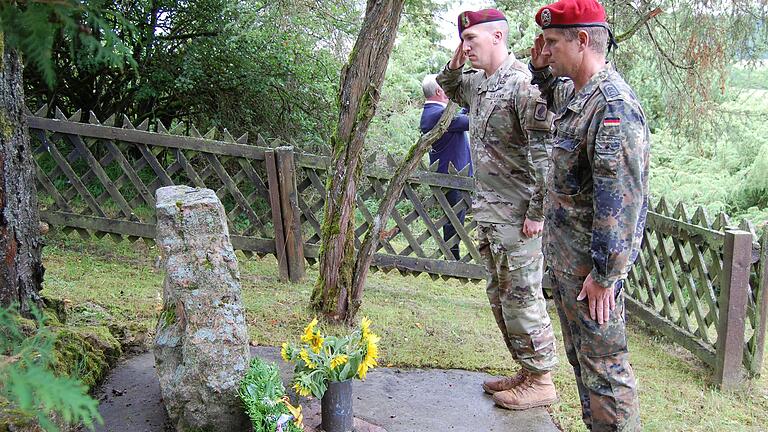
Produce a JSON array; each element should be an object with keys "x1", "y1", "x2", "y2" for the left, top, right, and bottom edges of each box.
[
  {"x1": 492, "y1": 29, "x2": 503, "y2": 45},
  {"x1": 578, "y1": 30, "x2": 589, "y2": 51}
]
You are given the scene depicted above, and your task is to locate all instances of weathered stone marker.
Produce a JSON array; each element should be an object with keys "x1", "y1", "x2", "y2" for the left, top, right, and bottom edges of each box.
[{"x1": 153, "y1": 186, "x2": 250, "y2": 431}]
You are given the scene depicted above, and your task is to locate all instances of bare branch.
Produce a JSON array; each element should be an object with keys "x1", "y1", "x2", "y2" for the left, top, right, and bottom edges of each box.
[
  {"x1": 616, "y1": 7, "x2": 663, "y2": 43},
  {"x1": 645, "y1": 21, "x2": 695, "y2": 70}
]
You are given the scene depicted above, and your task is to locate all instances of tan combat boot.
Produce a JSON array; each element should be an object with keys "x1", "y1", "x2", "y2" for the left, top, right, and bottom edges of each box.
[
  {"x1": 482, "y1": 369, "x2": 528, "y2": 395},
  {"x1": 491, "y1": 371, "x2": 558, "y2": 410}
]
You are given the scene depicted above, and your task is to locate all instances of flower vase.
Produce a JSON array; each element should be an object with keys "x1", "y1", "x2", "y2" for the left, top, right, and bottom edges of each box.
[{"x1": 321, "y1": 380, "x2": 354, "y2": 432}]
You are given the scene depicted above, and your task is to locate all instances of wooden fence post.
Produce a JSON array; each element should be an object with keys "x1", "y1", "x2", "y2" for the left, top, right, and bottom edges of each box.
[
  {"x1": 714, "y1": 229, "x2": 752, "y2": 390},
  {"x1": 753, "y1": 227, "x2": 768, "y2": 373},
  {"x1": 264, "y1": 150, "x2": 289, "y2": 281},
  {"x1": 275, "y1": 146, "x2": 305, "y2": 282}
]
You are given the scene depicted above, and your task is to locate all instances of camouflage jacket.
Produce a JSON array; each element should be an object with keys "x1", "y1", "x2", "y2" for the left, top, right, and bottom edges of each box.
[
  {"x1": 531, "y1": 65, "x2": 650, "y2": 288},
  {"x1": 437, "y1": 55, "x2": 553, "y2": 224}
]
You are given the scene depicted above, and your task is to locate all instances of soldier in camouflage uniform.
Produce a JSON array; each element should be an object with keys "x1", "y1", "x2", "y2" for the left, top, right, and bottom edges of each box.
[
  {"x1": 436, "y1": 8, "x2": 559, "y2": 410},
  {"x1": 529, "y1": 0, "x2": 649, "y2": 430}
]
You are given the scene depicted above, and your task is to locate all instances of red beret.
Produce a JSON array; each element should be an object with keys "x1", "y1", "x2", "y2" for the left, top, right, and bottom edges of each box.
[
  {"x1": 535, "y1": 0, "x2": 607, "y2": 29},
  {"x1": 458, "y1": 9, "x2": 507, "y2": 39}
]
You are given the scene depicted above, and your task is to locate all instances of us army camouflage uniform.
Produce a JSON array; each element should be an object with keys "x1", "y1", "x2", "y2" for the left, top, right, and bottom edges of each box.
[
  {"x1": 531, "y1": 64, "x2": 649, "y2": 431},
  {"x1": 437, "y1": 55, "x2": 558, "y2": 374}
]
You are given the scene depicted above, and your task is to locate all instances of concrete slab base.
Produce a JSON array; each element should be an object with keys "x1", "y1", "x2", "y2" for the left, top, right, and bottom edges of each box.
[{"x1": 94, "y1": 347, "x2": 558, "y2": 432}]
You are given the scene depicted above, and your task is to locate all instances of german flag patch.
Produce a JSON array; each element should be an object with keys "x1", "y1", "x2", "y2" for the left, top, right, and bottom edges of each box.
[{"x1": 603, "y1": 118, "x2": 620, "y2": 127}]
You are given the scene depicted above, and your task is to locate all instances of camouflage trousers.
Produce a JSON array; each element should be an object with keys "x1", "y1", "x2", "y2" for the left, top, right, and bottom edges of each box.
[
  {"x1": 477, "y1": 222, "x2": 558, "y2": 374},
  {"x1": 550, "y1": 270, "x2": 640, "y2": 432}
]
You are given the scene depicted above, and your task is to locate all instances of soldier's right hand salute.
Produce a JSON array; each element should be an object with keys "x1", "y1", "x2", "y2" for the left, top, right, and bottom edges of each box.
[
  {"x1": 530, "y1": 34, "x2": 548, "y2": 70},
  {"x1": 448, "y1": 41, "x2": 468, "y2": 70}
]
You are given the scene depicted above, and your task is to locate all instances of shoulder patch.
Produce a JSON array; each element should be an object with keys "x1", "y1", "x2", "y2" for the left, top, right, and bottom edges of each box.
[
  {"x1": 599, "y1": 82, "x2": 623, "y2": 101},
  {"x1": 534, "y1": 100, "x2": 548, "y2": 121}
]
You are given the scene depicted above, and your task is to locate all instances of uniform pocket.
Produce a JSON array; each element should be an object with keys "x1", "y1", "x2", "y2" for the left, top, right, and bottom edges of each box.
[
  {"x1": 550, "y1": 136, "x2": 583, "y2": 195},
  {"x1": 594, "y1": 136, "x2": 621, "y2": 178},
  {"x1": 577, "y1": 283, "x2": 628, "y2": 357},
  {"x1": 479, "y1": 89, "x2": 514, "y2": 141}
]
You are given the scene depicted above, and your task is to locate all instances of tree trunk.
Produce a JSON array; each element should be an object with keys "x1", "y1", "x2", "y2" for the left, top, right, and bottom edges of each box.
[
  {"x1": 347, "y1": 102, "x2": 459, "y2": 320},
  {"x1": 0, "y1": 34, "x2": 45, "y2": 315},
  {"x1": 310, "y1": 0, "x2": 405, "y2": 322}
]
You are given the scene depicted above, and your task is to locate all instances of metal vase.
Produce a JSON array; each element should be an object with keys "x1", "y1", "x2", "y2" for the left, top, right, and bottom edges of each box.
[{"x1": 321, "y1": 380, "x2": 354, "y2": 432}]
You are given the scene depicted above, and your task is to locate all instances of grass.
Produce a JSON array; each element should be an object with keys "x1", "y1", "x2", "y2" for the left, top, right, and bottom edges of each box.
[{"x1": 40, "y1": 229, "x2": 768, "y2": 431}]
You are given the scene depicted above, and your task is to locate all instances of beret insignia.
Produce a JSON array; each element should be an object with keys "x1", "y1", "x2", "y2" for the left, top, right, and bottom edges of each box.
[{"x1": 541, "y1": 9, "x2": 552, "y2": 27}]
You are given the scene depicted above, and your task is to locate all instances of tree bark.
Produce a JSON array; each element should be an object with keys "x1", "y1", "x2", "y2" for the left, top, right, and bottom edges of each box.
[
  {"x1": 0, "y1": 34, "x2": 45, "y2": 315},
  {"x1": 311, "y1": 0, "x2": 405, "y2": 322},
  {"x1": 347, "y1": 102, "x2": 460, "y2": 320}
]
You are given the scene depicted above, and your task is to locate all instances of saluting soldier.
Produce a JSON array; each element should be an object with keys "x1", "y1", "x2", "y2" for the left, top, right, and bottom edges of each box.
[
  {"x1": 437, "y1": 8, "x2": 559, "y2": 410},
  {"x1": 529, "y1": 0, "x2": 649, "y2": 430}
]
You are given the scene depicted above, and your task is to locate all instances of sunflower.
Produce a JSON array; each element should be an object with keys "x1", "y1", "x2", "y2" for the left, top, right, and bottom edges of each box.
[
  {"x1": 301, "y1": 318, "x2": 318, "y2": 343},
  {"x1": 309, "y1": 333, "x2": 324, "y2": 353},
  {"x1": 360, "y1": 316, "x2": 372, "y2": 340},
  {"x1": 357, "y1": 332, "x2": 380, "y2": 380},
  {"x1": 280, "y1": 342, "x2": 290, "y2": 361},
  {"x1": 330, "y1": 354, "x2": 349, "y2": 370},
  {"x1": 299, "y1": 348, "x2": 316, "y2": 369},
  {"x1": 301, "y1": 318, "x2": 324, "y2": 353},
  {"x1": 293, "y1": 382, "x2": 311, "y2": 397}
]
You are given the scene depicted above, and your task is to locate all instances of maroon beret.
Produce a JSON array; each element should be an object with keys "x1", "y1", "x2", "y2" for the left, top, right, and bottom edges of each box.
[
  {"x1": 535, "y1": 0, "x2": 607, "y2": 29},
  {"x1": 458, "y1": 9, "x2": 507, "y2": 39}
]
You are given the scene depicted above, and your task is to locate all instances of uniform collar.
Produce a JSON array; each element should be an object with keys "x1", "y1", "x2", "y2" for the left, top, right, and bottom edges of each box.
[{"x1": 566, "y1": 65, "x2": 613, "y2": 113}]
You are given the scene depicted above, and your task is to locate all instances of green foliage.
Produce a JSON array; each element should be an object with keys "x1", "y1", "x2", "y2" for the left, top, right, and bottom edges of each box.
[
  {"x1": 23, "y1": 0, "x2": 351, "y2": 148},
  {"x1": 0, "y1": 0, "x2": 135, "y2": 87},
  {"x1": 649, "y1": 89, "x2": 768, "y2": 225},
  {"x1": 0, "y1": 306, "x2": 102, "y2": 431},
  {"x1": 729, "y1": 63, "x2": 768, "y2": 90},
  {"x1": 366, "y1": 18, "x2": 451, "y2": 156},
  {"x1": 238, "y1": 358, "x2": 302, "y2": 432}
]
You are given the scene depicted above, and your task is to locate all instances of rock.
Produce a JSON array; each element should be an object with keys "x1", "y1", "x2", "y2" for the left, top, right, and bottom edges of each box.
[{"x1": 153, "y1": 186, "x2": 250, "y2": 431}]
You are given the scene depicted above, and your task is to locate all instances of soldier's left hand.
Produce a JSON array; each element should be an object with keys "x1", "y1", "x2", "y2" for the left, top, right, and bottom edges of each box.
[
  {"x1": 522, "y1": 218, "x2": 544, "y2": 238},
  {"x1": 577, "y1": 274, "x2": 616, "y2": 325}
]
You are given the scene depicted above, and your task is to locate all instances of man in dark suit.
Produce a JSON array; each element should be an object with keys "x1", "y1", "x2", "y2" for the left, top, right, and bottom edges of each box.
[{"x1": 420, "y1": 74, "x2": 473, "y2": 260}]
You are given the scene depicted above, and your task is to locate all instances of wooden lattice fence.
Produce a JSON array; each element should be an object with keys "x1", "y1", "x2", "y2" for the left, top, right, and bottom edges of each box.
[
  {"x1": 292, "y1": 151, "x2": 480, "y2": 280},
  {"x1": 625, "y1": 199, "x2": 767, "y2": 387},
  {"x1": 27, "y1": 106, "x2": 767, "y2": 387},
  {"x1": 27, "y1": 105, "x2": 481, "y2": 283}
]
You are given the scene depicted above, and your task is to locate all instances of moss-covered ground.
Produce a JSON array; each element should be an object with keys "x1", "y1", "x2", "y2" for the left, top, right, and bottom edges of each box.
[{"x1": 41, "y1": 229, "x2": 768, "y2": 431}]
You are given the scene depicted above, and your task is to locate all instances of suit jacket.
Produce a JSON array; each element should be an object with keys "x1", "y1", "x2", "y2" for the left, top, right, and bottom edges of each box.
[{"x1": 420, "y1": 102, "x2": 473, "y2": 176}]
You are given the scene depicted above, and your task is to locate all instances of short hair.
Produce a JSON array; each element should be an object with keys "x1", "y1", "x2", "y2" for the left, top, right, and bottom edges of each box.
[
  {"x1": 422, "y1": 74, "x2": 441, "y2": 98},
  {"x1": 558, "y1": 26, "x2": 609, "y2": 55},
  {"x1": 475, "y1": 20, "x2": 510, "y2": 47}
]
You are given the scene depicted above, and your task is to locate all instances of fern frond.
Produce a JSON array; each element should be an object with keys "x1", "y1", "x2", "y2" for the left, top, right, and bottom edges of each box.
[{"x1": 0, "y1": 306, "x2": 103, "y2": 432}]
